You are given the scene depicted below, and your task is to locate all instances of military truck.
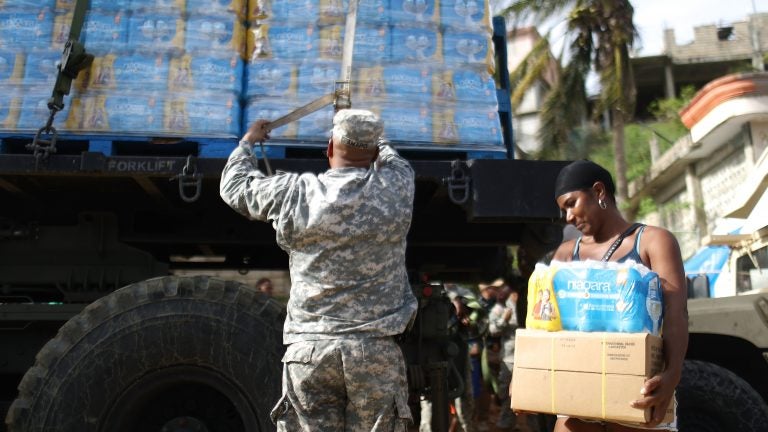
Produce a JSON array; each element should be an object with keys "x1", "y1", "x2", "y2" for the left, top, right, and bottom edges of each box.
[{"x1": 1, "y1": 2, "x2": 767, "y2": 432}]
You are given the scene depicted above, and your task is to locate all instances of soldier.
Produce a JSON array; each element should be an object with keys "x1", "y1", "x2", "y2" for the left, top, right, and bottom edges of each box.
[{"x1": 220, "y1": 109, "x2": 418, "y2": 431}]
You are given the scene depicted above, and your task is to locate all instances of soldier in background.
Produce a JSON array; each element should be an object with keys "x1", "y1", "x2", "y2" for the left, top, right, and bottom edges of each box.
[{"x1": 220, "y1": 109, "x2": 418, "y2": 431}]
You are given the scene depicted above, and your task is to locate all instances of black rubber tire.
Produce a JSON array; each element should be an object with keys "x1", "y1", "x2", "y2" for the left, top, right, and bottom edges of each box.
[
  {"x1": 678, "y1": 359, "x2": 768, "y2": 432},
  {"x1": 4, "y1": 276, "x2": 286, "y2": 432}
]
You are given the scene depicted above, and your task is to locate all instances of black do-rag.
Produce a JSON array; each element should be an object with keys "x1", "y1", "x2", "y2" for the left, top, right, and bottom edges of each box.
[{"x1": 554, "y1": 160, "x2": 615, "y2": 199}]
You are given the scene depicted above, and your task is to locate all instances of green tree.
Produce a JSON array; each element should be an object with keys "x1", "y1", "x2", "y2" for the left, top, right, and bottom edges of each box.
[{"x1": 499, "y1": 0, "x2": 638, "y2": 205}]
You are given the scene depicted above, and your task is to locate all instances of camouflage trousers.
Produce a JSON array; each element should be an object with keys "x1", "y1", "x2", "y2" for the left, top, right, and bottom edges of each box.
[{"x1": 270, "y1": 337, "x2": 413, "y2": 432}]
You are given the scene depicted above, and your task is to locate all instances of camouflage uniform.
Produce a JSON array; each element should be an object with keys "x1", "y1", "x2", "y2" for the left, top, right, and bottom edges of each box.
[{"x1": 220, "y1": 109, "x2": 417, "y2": 431}]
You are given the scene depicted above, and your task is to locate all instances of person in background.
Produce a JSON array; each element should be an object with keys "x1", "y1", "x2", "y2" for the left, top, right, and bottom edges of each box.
[
  {"x1": 220, "y1": 109, "x2": 417, "y2": 431},
  {"x1": 551, "y1": 160, "x2": 688, "y2": 432},
  {"x1": 488, "y1": 278, "x2": 528, "y2": 432},
  {"x1": 255, "y1": 277, "x2": 273, "y2": 297}
]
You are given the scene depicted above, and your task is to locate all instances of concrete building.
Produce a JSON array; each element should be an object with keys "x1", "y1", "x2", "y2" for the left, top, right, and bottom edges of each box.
[
  {"x1": 505, "y1": 26, "x2": 558, "y2": 157},
  {"x1": 627, "y1": 72, "x2": 768, "y2": 261},
  {"x1": 631, "y1": 13, "x2": 768, "y2": 119}
]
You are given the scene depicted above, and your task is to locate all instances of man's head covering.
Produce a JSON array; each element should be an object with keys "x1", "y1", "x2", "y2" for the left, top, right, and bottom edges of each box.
[
  {"x1": 554, "y1": 159, "x2": 615, "y2": 199},
  {"x1": 332, "y1": 109, "x2": 383, "y2": 150}
]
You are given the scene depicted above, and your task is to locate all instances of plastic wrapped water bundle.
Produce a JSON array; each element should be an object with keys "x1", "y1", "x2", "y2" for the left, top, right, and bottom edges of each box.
[
  {"x1": 315, "y1": 0, "x2": 391, "y2": 25},
  {"x1": 439, "y1": 0, "x2": 491, "y2": 31},
  {"x1": 317, "y1": 24, "x2": 389, "y2": 63},
  {"x1": 248, "y1": 0, "x2": 319, "y2": 23},
  {"x1": 297, "y1": 58, "x2": 341, "y2": 99},
  {"x1": 378, "y1": 101, "x2": 431, "y2": 143},
  {"x1": 389, "y1": 0, "x2": 440, "y2": 25},
  {"x1": 0, "y1": 88, "x2": 21, "y2": 129},
  {"x1": 186, "y1": 0, "x2": 246, "y2": 19},
  {"x1": 127, "y1": 13, "x2": 185, "y2": 54},
  {"x1": 0, "y1": 7, "x2": 54, "y2": 51},
  {"x1": 185, "y1": 15, "x2": 246, "y2": 58},
  {"x1": 162, "y1": 91, "x2": 241, "y2": 136},
  {"x1": 550, "y1": 260, "x2": 664, "y2": 335},
  {"x1": 246, "y1": 60, "x2": 298, "y2": 98},
  {"x1": 22, "y1": 49, "x2": 64, "y2": 87},
  {"x1": 129, "y1": 0, "x2": 186, "y2": 15},
  {"x1": 82, "y1": 10, "x2": 130, "y2": 52},
  {"x1": 390, "y1": 24, "x2": 443, "y2": 64},
  {"x1": 353, "y1": 63, "x2": 433, "y2": 103},
  {"x1": 0, "y1": 50, "x2": 24, "y2": 85},
  {"x1": 87, "y1": 51, "x2": 170, "y2": 91},
  {"x1": 168, "y1": 53, "x2": 244, "y2": 94},
  {"x1": 15, "y1": 89, "x2": 73, "y2": 130},
  {"x1": 0, "y1": 0, "x2": 53, "y2": 9},
  {"x1": 443, "y1": 29, "x2": 493, "y2": 72},
  {"x1": 420, "y1": 100, "x2": 502, "y2": 145},
  {"x1": 244, "y1": 97, "x2": 299, "y2": 140},
  {"x1": 244, "y1": 97, "x2": 298, "y2": 138},
  {"x1": 432, "y1": 65, "x2": 495, "y2": 103},
  {"x1": 297, "y1": 103, "x2": 335, "y2": 139},
  {"x1": 53, "y1": 0, "x2": 131, "y2": 11},
  {"x1": 247, "y1": 22, "x2": 317, "y2": 61}
]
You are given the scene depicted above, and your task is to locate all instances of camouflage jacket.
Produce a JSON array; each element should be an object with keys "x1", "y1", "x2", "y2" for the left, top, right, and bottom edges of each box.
[{"x1": 220, "y1": 142, "x2": 417, "y2": 344}]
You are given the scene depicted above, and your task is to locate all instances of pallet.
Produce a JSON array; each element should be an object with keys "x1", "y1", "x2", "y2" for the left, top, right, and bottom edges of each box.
[
  {"x1": 0, "y1": 132, "x2": 286, "y2": 159},
  {"x1": 0, "y1": 132, "x2": 508, "y2": 161}
]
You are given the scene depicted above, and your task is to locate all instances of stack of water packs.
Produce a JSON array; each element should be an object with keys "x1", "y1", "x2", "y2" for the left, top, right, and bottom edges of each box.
[
  {"x1": 245, "y1": 0, "x2": 503, "y2": 148},
  {"x1": 1, "y1": 0, "x2": 245, "y2": 137},
  {"x1": 2, "y1": 0, "x2": 503, "y2": 149}
]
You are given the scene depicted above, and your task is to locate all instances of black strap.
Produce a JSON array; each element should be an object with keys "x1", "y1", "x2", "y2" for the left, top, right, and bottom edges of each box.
[{"x1": 601, "y1": 223, "x2": 644, "y2": 262}]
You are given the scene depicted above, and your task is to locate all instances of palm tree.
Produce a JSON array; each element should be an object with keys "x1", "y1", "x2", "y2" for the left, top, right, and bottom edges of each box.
[{"x1": 499, "y1": 0, "x2": 638, "y2": 205}]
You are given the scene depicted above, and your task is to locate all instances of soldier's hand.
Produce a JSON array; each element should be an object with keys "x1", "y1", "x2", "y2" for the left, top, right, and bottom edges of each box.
[{"x1": 242, "y1": 119, "x2": 271, "y2": 144}]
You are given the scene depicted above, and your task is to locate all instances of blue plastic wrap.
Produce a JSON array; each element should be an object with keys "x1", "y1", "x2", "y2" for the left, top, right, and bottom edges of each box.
[
  {"x1": 390, "y1": 0, "x2": 440, "y2": 25},
  {"x1": 380, "y1": 102, "x2": 431, "y2": 142},
  {"x1": 17, "y1": 90, "x2": 71, "y2": 130},
  {"x1": 246, "y1": 60, "x2": 298, "y2": 98},
  {"x1": 297, "y1": 104, "x2": 334, "y2": 139},
  {"x1": 127, "y1": 14, "x2": 185, "y2": 53},
  {"x1": 163, "y1": 91, "x2": 240, "y2": 137},
  {"x1": 186, "y1": 0, "x2": 246, "y2": 18},
  {"x1": 244, "y1": 97, "x2": 298, "y2": 138},
  {"x1": 443, "y1": 30, "x2": 492, "y2": 69},
  {"x1": 390, "y1": 24, "x2": 442, "y2": 63},
  {"x1": 168, "y1": 53, "x2": 244, "y2": 94},
  {"x1": 452, "y1": 105, "x2": 502, "y2": 145},
  {"x1": 185, "y1": 16, "x2": 245, "y2": 57},
  {"x1": 440, "y1": 0, "x2": 491, "y2": 31},
  {"x1": 1, "y1": 1, "x2": 54, "y2": 9},
  {"x1": 0, "y1": 50, "x2": 24, "y2": 85},
  {"x1": 88, "y1": 52, "x2": 170, "y2": 91},
  {"x1": 129, "y1": 0, "x2": 185, "y2": 14},
  {"x1": 381, "y1": 64, "x2": 432, "y2": 100},
  {"x1": 297, "y1": 59, "x2": 341, "y2": 99},
  {"x1": 248, "y1": 0, "x2": 319, "y2": 23},
  {"x1": 0, "y1": 8, "x2": 54, "y2": 51},
  {"x1": 0, "y1": 86, "x2": 21, "y2": 129},
  {"x1": 22, "y1": 50, "x2": 60, "y2": 86},
  {"x1": 440, "y1": 66, "x2": 495, "y2": 102},
  {"x1": 78, "y1": 92, "x2": 162, "y2": 132},
  {"x1": 83, "y1": 10, "x2": 129, "y2": 52},
  {"x1": 317, "y1": 24, "x2": 389, "y2": 63},
  {"x1": 247, "y1": 23, "x2": 317, "y2": 61},
  {"x1": 552, "y1": 260, "x2": 664, "y2": 335}
]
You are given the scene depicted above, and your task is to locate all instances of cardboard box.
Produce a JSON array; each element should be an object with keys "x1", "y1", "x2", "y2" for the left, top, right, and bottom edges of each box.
[{"x1": 511, "y1": 329, "x2": 673, "y2": 424}]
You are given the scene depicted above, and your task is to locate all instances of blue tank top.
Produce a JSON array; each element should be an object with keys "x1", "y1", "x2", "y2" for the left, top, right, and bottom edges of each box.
[{"x1": 572, "y1": 225, "x2": 646, "y2": 263}]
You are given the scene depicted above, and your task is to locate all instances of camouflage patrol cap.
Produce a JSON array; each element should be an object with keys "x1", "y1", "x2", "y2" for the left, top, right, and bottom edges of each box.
[{"x1": 332, "y1": 109, "x2": 383, "y2": 150}]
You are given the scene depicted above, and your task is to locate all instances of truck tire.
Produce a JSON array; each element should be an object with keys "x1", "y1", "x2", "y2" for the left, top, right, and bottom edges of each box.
[
  {"x1": 678, "y1": 360, "x2": 768, "y2": 432},
  {"x1": 4, "y1": 276, "x2": 286, "y2": 432}
]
